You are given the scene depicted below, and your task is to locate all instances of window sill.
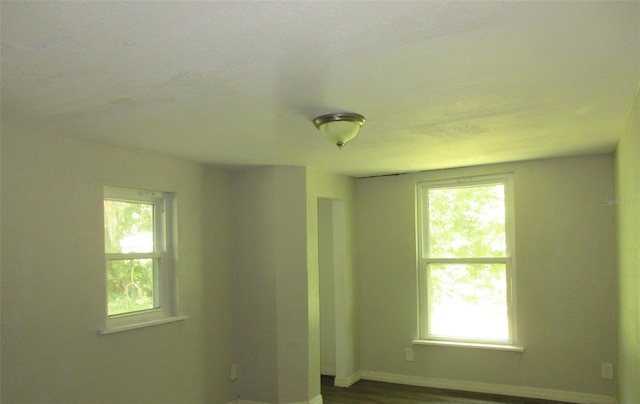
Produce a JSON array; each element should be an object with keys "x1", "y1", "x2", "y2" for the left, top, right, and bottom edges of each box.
[
  {"x1": 98, "y1": 315, "x2": 188, "y2": 335},
  {"x1": 412, "y1": 339, "x2": 524, "y2": 352}
]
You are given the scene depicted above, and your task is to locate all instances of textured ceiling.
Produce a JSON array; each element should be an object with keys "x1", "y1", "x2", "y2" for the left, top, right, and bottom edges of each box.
[{"x1": 1, "y1": 1, "x2": 639, "y2": 177}]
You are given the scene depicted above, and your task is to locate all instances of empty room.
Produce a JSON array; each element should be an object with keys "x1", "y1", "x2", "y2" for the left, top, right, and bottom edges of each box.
[{"x1": 1, "y1": 1, "x2": 638, "y2": 404}]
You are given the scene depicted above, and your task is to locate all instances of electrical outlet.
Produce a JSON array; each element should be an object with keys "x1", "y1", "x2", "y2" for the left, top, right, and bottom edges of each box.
[
  {"x1": 601, "y1": 362, "x2": 613, "y2": 380},
  {"x1": 405, "y1": 347, "x2": 414, "y2": 362}
]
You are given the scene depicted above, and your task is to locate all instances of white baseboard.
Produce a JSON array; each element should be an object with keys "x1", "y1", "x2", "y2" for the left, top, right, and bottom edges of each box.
[
  {"x1": 320, "y1": 365, "x2": 335, "y2": 376},
  {"x1": 308, "y1": 393, "x2": 323, "y2": 404},
  {"x1": 334, "y1": 370, "x2": 362, "y2": 388},
  {"x1": 360, "y1": 370, "x2": 615, "y2": 404}
]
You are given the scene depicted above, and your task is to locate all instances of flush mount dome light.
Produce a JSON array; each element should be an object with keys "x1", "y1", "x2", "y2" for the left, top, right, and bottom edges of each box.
[{"x1": 313, "y1": 112, "x2": 366, "y2": 149}]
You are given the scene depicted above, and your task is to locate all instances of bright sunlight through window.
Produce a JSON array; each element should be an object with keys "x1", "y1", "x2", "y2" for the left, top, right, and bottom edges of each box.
[
  {"x1": 417, "y1": 174, "x2": 515, "y2": 345},
  {"x1": 104, "y1": 199, "x2": 156, "y2": 315}
]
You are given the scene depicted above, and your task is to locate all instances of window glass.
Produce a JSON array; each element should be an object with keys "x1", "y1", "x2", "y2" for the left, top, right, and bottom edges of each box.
[
  {"x1": 428, "y1": 263, "x2": 508, "y2": 340},
  {"x1": 106, "y1": 258, "x2": 156, "y2": 315},
  {"x1": 104, "y1": 199, "x2": 158, "y2": 317},
  {"x1": 427, "y1": 184, "x2": 506, "y2": 258},
  {"x1": 104, "y1": 200, "x2": 154, "y2": 254}
]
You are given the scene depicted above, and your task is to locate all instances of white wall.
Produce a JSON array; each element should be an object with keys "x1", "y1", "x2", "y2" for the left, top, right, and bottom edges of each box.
[
  {"x1": 0, "y1": 126, "x2": 236, "y2": 403},
  {"x1": 318, "y1": 199, "x2": 336, "y2": 375},
  {"x1": 1, "y1": 123, "x2": 620, "y2": 403},
  {"x1": 615, "y1": 90, "x2": 640, "y2": 403},
  {"x1": 356, "y1": 155, "x2": 616, "y2": 398},
  {"x1": 233, "y1": 166, "x2": 311, "y2": 403},
  {"x1": 232, "y1": 167, "x2": 357, "y2": 403}
]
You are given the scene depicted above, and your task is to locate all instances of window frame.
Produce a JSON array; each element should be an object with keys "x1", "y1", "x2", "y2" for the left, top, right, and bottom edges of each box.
[
  {"x1": 100, "y1": 186, "x2": 182, "y2": 334},
  {"x1": 416, "y1": 173, "x2": 517, "y2": 347}
]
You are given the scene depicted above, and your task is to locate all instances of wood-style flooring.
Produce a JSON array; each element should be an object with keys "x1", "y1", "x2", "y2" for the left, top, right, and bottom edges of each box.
[{"x1": 320, "y1": 376, "x2": 572, "y2": 404}]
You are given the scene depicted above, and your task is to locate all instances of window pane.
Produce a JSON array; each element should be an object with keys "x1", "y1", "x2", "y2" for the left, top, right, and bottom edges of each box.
[
  {"x1": 107, "y1": 258, "x2": 156, "y2": 316},
  {"x1": 428, "y1": 184, "x2": 506, "y2": 258},
  {"x1": 428, "y1": 263, "x2": 508, "y2": 341},
  {"x1": 104, "y1": 200, "x2": 154, "y2": 253}
]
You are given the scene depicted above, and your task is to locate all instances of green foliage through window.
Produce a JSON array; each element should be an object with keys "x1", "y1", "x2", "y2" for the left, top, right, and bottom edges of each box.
[
  {"x1": 428, "y1": 184, "x2": 506, "y2": 258},
  {"x1": 419, "y1": 175, "x2": 513, "y2": 344},
  {"x1": 104, "y1": 200, "x2": 154, "y2": 254},
  {"x1": 106, "y1": 259, "x2": 155, "y2": 315},
  {"x1": 104, "y1": 199, "x2": 157, "y2": 316}
]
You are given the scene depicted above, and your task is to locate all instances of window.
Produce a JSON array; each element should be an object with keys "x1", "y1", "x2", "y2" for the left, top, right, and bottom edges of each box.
[
  {"x1": 417, "y1": 174, "x2": 515, "y2": 346},
  {"x1": 101, "y1": 186, "x2": 181, "y2": 333}
]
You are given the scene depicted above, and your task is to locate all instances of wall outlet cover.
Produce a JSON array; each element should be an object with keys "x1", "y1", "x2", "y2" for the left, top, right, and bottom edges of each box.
[
  {"x1": 601, "y1": 362, "x2": 613, "y2": 380},
  {"x1": 405, "y1": 347, "x2": 414, "y2": 362}
]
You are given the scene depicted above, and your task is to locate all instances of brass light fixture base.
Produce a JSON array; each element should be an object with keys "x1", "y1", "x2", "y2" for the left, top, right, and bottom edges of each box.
[{"x1": 313, "y1": 112, "x2": 366, "y2": 149}]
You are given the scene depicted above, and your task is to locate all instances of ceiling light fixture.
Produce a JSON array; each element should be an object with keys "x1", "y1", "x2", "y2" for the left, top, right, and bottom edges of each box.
[{"x1": 313, "y1": 112, "x2": 366, "y2": 149}]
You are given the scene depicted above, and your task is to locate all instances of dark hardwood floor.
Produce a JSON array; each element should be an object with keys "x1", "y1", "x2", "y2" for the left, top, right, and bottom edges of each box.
[{"x1": 320, "y1": 376, "x2": 572, "y2": 404}]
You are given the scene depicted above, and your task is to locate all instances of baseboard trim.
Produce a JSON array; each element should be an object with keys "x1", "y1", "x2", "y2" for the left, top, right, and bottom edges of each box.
[
  {"x1": 320, "y1": 366, "x2": 336, "y2": 376},
  {"x1": 308, "y1": 393, "x2": 323, "y2": 404},
  {"x1": 334, "y1": 370, "x2": 362, "y2": 388},
  {"x1": 360, "y1": 370, "x2": 615, "y2": 404}
]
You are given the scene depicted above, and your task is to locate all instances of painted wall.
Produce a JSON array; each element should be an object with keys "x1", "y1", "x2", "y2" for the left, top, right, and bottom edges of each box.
[
  {"x1": 306, "y1": 169, "x2": 358, "y2": 389},
  {"x1": 318, "y1": 199, "x2": 336, "y2": 375},
  {"x1": 0, "y1": 126, "x2": 236, "y2": 403},
  {"x1": 1, "y1": 124, "x2": 622, "y2": 403},
  {"x1": 356, "y1": 155, "x2": 616, "y2": 397},
  {"x1": 615, "y1": 89, "x2": 640, "y2": 403},
  {"x1": 233, "y1": 166, "x2": 310, "y2": 403}
]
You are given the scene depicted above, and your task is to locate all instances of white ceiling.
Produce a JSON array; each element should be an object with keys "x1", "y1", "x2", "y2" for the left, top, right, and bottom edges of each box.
[{"x1": 2, "y1": 1, "x2": 639, "y2": 177}]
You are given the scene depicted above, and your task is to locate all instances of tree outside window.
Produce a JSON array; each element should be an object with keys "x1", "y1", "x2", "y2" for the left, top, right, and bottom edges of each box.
[{"x1": 417, "y1": 174, "x2": 515, "y2": 344}]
